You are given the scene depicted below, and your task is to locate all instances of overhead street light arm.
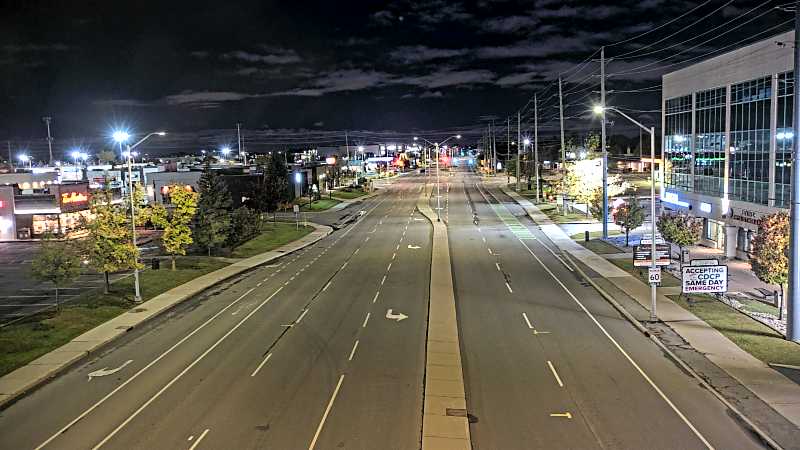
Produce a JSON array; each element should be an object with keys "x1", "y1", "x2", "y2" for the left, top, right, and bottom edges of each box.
[{"x1": 129, "y1": 131, "x2": 166, "y2": 151}]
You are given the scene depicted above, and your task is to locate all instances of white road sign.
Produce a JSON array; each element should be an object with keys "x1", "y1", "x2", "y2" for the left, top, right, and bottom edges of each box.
[
  {"x1": 648, "y1": 268, "x2": 661, "y2": 285},
  {"x1": 682, "y1": 265, "x2": 728, "y2": 293}
]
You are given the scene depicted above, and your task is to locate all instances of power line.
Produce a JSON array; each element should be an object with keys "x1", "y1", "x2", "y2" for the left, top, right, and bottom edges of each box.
[{"x1": 605, "y1": 0, "x2": 714, "y2": 48}]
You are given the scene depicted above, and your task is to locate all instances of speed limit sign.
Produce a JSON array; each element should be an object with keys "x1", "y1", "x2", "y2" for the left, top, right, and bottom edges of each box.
[{"x1": 648, "y1": 267, "x2": 662, "y2": 285}]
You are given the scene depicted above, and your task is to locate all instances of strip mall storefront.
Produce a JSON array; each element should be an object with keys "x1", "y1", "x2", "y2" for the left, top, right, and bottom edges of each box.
[{"x1": 0, "y1": 181, "x2": 92, "y2": 240}]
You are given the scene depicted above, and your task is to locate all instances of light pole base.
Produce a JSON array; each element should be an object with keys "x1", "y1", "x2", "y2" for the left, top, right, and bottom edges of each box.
[{"x1": 133, "y1": 295, "x2": 143, "y2": 304}]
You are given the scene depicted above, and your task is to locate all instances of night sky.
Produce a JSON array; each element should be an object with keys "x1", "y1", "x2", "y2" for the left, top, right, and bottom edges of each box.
[{"x1": 0, "y1": 0, "x2": 790, "y2": 159}]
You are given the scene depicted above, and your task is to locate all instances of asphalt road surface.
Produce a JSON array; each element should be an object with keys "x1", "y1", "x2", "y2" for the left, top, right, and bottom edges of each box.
[
  {"x1": 0, "y1": 174, "x2": 431, "y2": 450},
  {"x1": 0, "y1": 169, "x2": 774, "y2": 449},
  {"x1": 448, "y1": 167, "x2": 765, "y2": 450}
]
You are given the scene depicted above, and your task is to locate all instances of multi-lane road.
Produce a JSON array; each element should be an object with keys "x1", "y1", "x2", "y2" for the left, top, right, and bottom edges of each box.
[{"x1": 0, "y1": 169, "x2": 770, "y2": 449}]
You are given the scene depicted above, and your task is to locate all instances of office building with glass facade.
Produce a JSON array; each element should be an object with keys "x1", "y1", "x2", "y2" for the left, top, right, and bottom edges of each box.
[{"x1": 661, "y1": 30, "x2": 794, "y2": 259}]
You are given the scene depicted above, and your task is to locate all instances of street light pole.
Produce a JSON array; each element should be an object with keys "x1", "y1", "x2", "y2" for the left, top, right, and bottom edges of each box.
[
  {"x1": 516, "y1": 111, "x2": 521, "y2": 192},
  {"x1": 788, "y1": 3, "x2": 800, "y2": 342},
  {"x1": 600, "y1": 46, "x2": 609, "y2": 240},
  {"x1": 596, "y1": 106, "x2": 658, "y2": 321},
  {"x1": 416, "y1": 135, "x2": 460, "y2": 222},
  {"x1": 117, "y1": 131, "x2": 165, "y2": 303}
]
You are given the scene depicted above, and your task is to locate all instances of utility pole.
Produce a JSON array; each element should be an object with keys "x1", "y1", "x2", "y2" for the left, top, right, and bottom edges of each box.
[
  {"x1": 237, "y1": 123, "x2": 246, "y2": 165},
  {"x1": 600, "y1": 46, "x2": 609, "y2": 239},
  {"x1": 345, "y1": 131, "x2": 350, "y2": 179},
  {"x1": 492, "y1": 120, "x2": 497, "y2": 175},
  {"x1": 559, "y1": 77, "x2": 567, "y2": 215},
  {"x1": 534, "y1": 94, "x2": 540, "y2": 202},
  {"x1": 787, "y1": 2, "x2": 800, "y2": 342},
  {"x1": 507, "y1": 117, "x2": 510, "y2": 180},
  {"x1": 516, "y1": 111, "x2": 521, "y2": 192},
  {"x1": 7, "y1": 141, "x2": 12, "y2": 170},
  {"x1": 43, "y1": 116, "x2": 53, "y2": 164}
]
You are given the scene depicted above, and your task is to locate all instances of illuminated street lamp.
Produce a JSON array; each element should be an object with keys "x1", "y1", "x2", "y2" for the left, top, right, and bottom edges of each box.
[
  {"x1": 71, "y1": 150, "x2": 81, "y2": 166},
  {"x1": 19, "y1": 154, "x2": 32, "y2": 169},
  {"x1": 594, "y1": 104, "x2": 659, "y2": 321},
  {"x1": 415, "y1": 135, "x2": 461, "y2": 222},
  {"x1": 113, "y1": 129, "x2": 166, "y2": 303}
]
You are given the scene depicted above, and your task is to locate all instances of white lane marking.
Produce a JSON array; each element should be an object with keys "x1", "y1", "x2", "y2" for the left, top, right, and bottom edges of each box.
[
  {"x1": 322, "y1": 281, "x2": 332, "y2": 292},
  {"x1": 354, "y1": 248, "x2": 360, "y2": 255},
  {"x1": 408, "y1": 245, "x2": 420, "y2": 249},
  {"x1": 488, "y1": 248, "x2": 493, "y2": 255},
  {"x1": 284, "y1": 281, "x2": 290, "y2": 286},
  {"x1": 256, "y1": 282, "x2": 263, "y2": 287},
  {"x1": 87, "y1": 360, "x2": 133, "y2": 381},
  {"x1": 188, "y1": 435, "x2": 194, "y2": 441},
  {"x1": 88, "y1": 287, "x2": 284, "y2": 450},
  {"x1": 365, "y1": 236, "x2": 371, "y2": 242},
  {"x1": 522, "y1": 312, "x2": 534, "y2": 329},
  {"x1": 550, "y1": 412, "x2": 572, "y2": 419},
  {"x1": 362, "y1": 312, "x2": 371, "y2": 328},
  {"x1": 35, "y1": 284, "x2": 260, "y2": 449},
  {"x1": 547, "y1": 361, "x2": 564, "y2": 388},
  {"x1": 385, "y1": 309, "x2": 408, "y2": 321},
  {"x1": 482, "y1": 236, "x2": 486, "y2": 243},
  {"x1": 296, "y1": 308, "x2": 309, "y2": 324},
  {"x1": 381, "y1": 275, "x2": 387, "y2": 286},
  {"x1": 308, "y1": 375, "x2": 345, "y2": 450},
  {"x1": 250, "y1": 353, "x2": 273, "y2": 377},
  {"x1": 341, "y1": 261, "x2": 348, "y2": 270},
  {"x1": 392, "y1": 253, "x2": 396, "y2": 260},
  {"x1": 505, "y1": 282, "x2": 513, "y2": 294},
  {"x1": 188, "y1": 429, "x2": 210, "y2": 450},
  {"x1": 495, "y1": 262, "x2": 501, "y2": 272},
  {"x1": 395, "y1": 244, "x2": 400, "y2": 251},
  {"x1": 387, "y1": 263, "x2": 392, "y2": 271},
  {"x1": 373, "y1": 291, "x2": 380, "y2": 303},
  {"x1": 348, "y1": 340, "x2": 360, "y2": 361},
  {"x1": 517, "y1": 237, "x2": 714, "y2": 449}
]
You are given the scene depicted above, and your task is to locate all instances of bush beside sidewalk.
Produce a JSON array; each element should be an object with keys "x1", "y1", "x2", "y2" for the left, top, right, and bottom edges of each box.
[
  {"x1": 497, "y1": 183, "x2": 800, "y2": 436},
  {"x1": 0, "y1": 222, "x2": 330, "y2": 408}
]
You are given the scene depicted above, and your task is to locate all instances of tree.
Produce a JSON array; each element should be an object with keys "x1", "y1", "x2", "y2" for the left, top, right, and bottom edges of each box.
[
  {"x1": 82, "y1": 185, "x2": 140, "y2": 293},
  {"x1": 195, "y1": 167, "x2": 232, "y2": 255},
  {"x1": 751, "y1": 212, "x2": 789, "y2": 317},
  {"x1": 229, "y1": 206, "x2": 262, "y2": 246},
  {"x1": 252, "y1": 154, "x2": 289, "y2": 218},
  {"x1": 657, "y1": 213, "x2": 701, "y2": 261},
  {"x1": 153, "y1": 185, "x2": 198, "y2": 270},
  {"x1": 614, "y1": 197, "x2": 645, "y2": 246},
  {"x1": 127, "y1": 183, "x2": 150, "y2": 227},
  {"x1": 563, "y1": 158, "x2": 628, "y2": 217},
  {"x1": 97, "y1": 150, "x2": 117, "y2": 164},
  {"x1": 31, "y1": 238, "x2": 82, "y2": 310}
]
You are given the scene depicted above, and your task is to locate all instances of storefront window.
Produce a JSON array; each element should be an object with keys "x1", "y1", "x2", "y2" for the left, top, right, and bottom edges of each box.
[
  {"x1": 665, "y1": 95, "x2": 692, "y2": 191},
  {"x1": 729, "y1": 76, "x2": 771, "y2": 205},
  {"x1": 694, "y1": 87, "x2": 726, "y2": 196}
]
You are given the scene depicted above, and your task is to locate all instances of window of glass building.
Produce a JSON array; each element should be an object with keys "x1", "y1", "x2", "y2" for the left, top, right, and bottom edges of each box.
[
  {"x1": 694, "y1": 87, "x2": 726, "y2": 196},
  {"x1": 776, "y1": 71, "x2": 794, "y2": 208},
  {"x1": 729, "y1": 76, "x2": 771, "y2": 205},
  {"x1": 665, "y1": 95, "x2": 692, "y2": 191}
]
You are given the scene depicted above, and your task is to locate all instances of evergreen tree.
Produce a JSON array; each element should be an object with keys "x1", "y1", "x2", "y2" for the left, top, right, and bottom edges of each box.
[
  {"x1": 195, "y1": 168, "x2": 232, "y2": 255},
  {"x1": 253, "y1": 154, "x2": 289, "y2": 217}
]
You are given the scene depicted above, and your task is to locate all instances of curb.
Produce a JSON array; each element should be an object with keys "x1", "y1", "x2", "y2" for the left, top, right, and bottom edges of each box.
[
  {"x1": 563, "y1": 252, "x2": 784, "y2": 450},
  {"x1": 0, "y1": 223, "x2": 333, "y2": 410},
  {"x1": 416, "y1": 185, "x2": 472, "y2": 450}
]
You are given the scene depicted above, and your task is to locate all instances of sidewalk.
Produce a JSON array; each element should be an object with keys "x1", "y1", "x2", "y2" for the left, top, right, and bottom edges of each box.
[
  {"x1": 0, "y1": 223, "x2": 332, "y2": 409},
  {"x1": 498, "y1": 185, "x2": 800, "y2": 433},
  {"x1": 417, "y1": 184, "x2": 471, "y2": 450}
]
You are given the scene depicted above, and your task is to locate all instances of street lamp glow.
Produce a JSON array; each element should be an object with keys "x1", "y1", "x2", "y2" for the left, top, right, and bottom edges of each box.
[
  {"x1": 156, "y1": 131, "x2": 166, "y2": 136},
  {"x1": 112, "y1": 130, "x2": 131, "y2": 143},
  {"x1": 80, "y1": 152, "x2": 88, "y2": 161},
  {"x1": 221, "y1": 146, "x2": 231, "y2": 156},
  {"x1": 523, "y1": 138, "x2": 531, "y2": 146},
  {"x1": 18, "y1": 154, "x2": 29, "y2": 162},
  {"x1": 456, "y1": 134, "x2": 462, "y2": 139},
  {"x1": 71, "y1": 150, "x2": 81, "y2": 159},
  {"x1": 413, "y1": 137, "x2": 419, "y2": 141},
  {"x1": 358, "y1": 145, "x2": 364, "y2": 151},
  {"x1": 592, "y1": 105, "x2": 604, "y2": 115}
]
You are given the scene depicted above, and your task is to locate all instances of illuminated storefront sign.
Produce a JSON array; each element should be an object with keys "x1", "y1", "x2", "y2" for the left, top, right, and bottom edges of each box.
[{"x1": 61, "y1": 192, "x2": 89, "y2": 205}]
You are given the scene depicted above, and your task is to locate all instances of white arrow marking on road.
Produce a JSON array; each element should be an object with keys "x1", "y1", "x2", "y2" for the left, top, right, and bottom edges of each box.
[
  {"x1": 414, "y1": 218, "x2": 425, "y2": 221},
  {"x1": 88, "y1": 360, "x2": 133, "y2": 381},
  {"x1": 550, "y1": 412, "x2": 572, "y2": 419},
  {"x1": 385, "y1": 309, "x2": 408, "y2": 322},
  {"x1": 359, "y1": 210, "x2": 366, "y2": 216},
  {"x1": 407, "y1": 245, "x2": 421, "y2": 249}
]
